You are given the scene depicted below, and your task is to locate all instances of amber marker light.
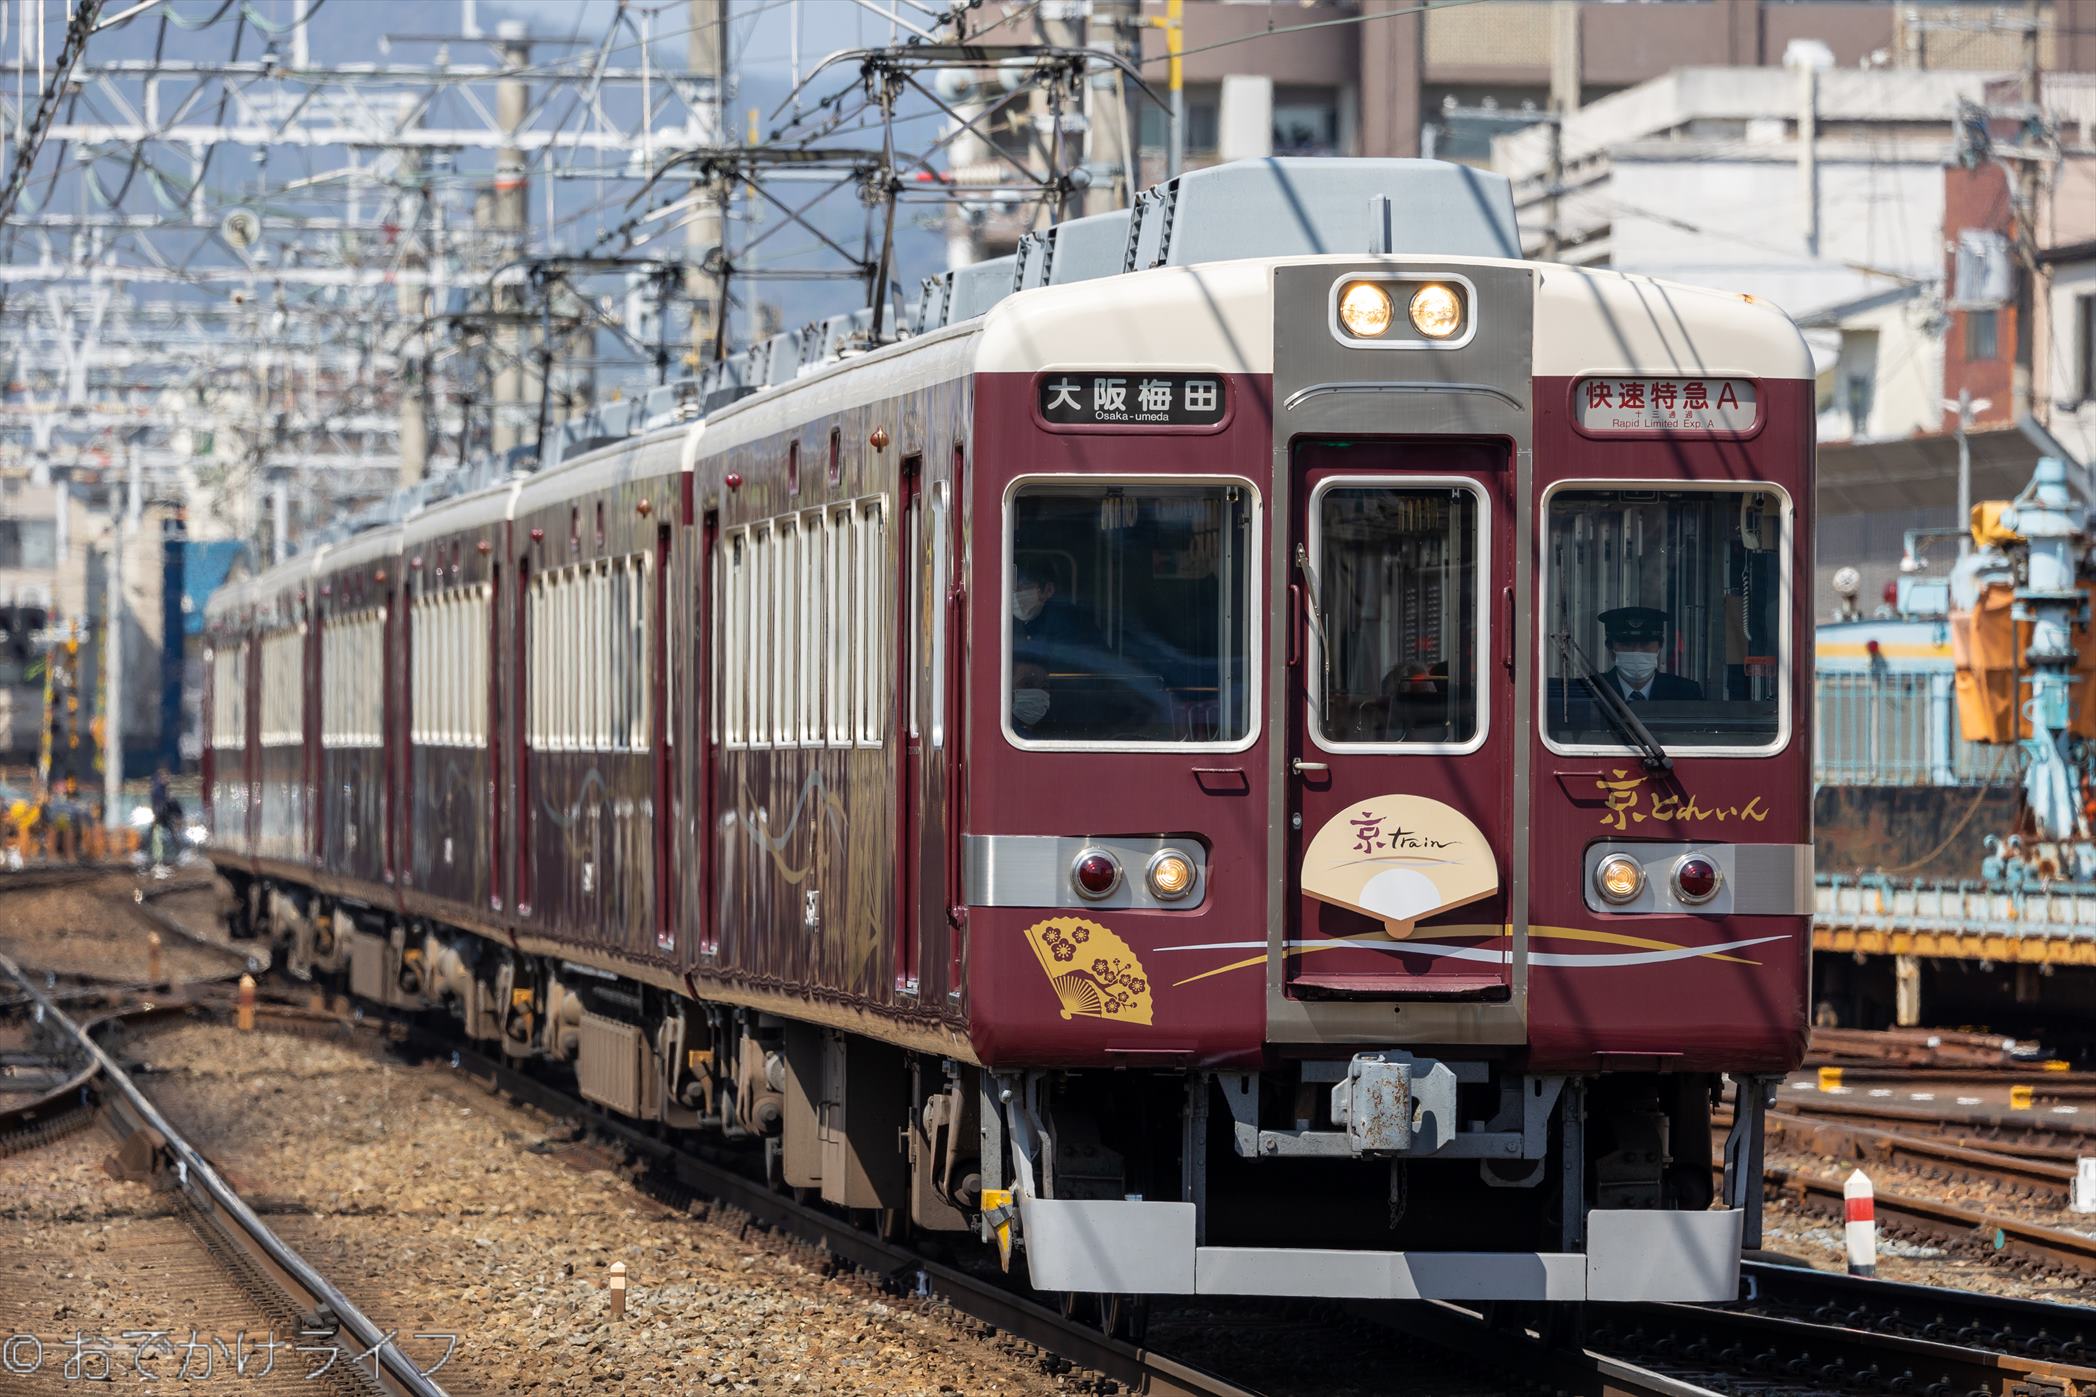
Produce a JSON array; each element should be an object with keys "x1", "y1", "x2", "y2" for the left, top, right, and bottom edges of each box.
[
  {"x1": 1408, "y1": 283, "x2": 1463, "y2": 339},
  {"x1": 1595, "y1": 853, "x2": 1644, "y2": 905},
  {"x1": 1337, "y1": 281, "x2": 1393, "y2": 338},
  {"x1": 1146, "y1": 849, "x2": 1195, "y2": 901}
]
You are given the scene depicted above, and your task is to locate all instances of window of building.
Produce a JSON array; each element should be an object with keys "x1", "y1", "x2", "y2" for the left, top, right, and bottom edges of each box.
[
  {"x1": 1965, "y1": 308, "x2": 1999, "y2": 361},
  {"x1": 2077, "y1": 293, "x2": 2096, "y2": 404},
  {"x1": 0, "y1": 519, "x2": 58, "y2": 570},
  {"x1": 1543, "y1": 486, "x2": 1787, "y2": 754},
  {"x1": 1005, "y1": 480, "x2": 1257, "y2": 748},
  {"x1": 1272, "y1": 86, "x2": 1342, "y2": 156}
]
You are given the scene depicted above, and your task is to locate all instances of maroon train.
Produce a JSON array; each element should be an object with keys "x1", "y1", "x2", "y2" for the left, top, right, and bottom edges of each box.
[{"x1": 205, "y1": 159, "x2": 1812, "y2": 1309}]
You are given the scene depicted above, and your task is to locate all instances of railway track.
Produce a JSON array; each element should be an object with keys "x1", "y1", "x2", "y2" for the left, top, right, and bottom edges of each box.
[
  {"x1": 402, "y1": 1014, "x2": 1709, "y2": 1397},
  {"x1": 15, "y1": 871, "x2": 2096, "y2": 1395},
  {"x1": 0, "y1": 950, "x2": 446, "y2": 1396}
]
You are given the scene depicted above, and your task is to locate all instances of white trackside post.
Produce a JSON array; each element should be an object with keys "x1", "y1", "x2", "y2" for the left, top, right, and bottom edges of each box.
[
  {"x1": 2074, "y1": 1158, "x2": 2096, "y2": 1215},
  {"x1": 1844, "y1": 1168, "x2": 1876, "y2": 1276}
]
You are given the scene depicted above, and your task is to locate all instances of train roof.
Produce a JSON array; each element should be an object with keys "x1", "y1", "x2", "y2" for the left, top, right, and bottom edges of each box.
[
  {"x1": 316, "y1": 519, "x2": 405, "y2": 579},
  {"x1": 400, "y1": 476, "x2": 524, "y2": 549},
  {"x1": 971, "y1": 253, "x2": 1812, "y2": 381},
  {"x1": 515, "y1": 423, "x2": 687, "y2": 515}
]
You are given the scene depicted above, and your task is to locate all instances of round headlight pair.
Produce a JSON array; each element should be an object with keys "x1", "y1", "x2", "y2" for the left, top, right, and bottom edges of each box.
[
  {"x1": 1593, "y1": 852, "x2": 1722, "y2": 906},
  {"x1": 1338, "y1": 281, "x2": 1463, "y2": 341},
  {"x1": 1071, "y1": 847, "x2": 1197, "y2": 903}
]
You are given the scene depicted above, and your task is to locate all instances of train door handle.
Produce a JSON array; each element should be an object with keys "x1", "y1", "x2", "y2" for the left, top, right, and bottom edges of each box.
[
  {"x1": 1292, "y1": 759, "x2": 1330, "y2": 775},
  {"x1": 1288, "y1": 583, "x2": 1304, "y2": 667},
  {"x1": 1501, "y1": 586, "x2": 1515, "y2": 673}
]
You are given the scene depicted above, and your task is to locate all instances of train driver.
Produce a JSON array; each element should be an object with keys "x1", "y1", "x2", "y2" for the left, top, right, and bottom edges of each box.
[{"x1": 1597, "y1": 606, "x2": 1702, "y2": 702}]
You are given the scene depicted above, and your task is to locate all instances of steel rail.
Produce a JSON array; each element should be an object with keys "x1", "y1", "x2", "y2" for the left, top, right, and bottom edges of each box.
[
  {"x1": 0, "y1": 950, "x2": 447, "y2": 1397},
  {"x1": 1765, "y1": 1163, "x2": 2096, "y2": 1279},
  {"x1": 1739, "y1": 1260, "x2": 2096, "y2": 1366},
  {"x1": 1748, "y1": 1110, "x2": 2075, "y2": 1200},
  {"x1": 1738, "y1": 1093, "x2": 2096, "y2": 1150},
  {"x1": 1593, "y1": 1298, "x2": 2096, "y2": 1397}
]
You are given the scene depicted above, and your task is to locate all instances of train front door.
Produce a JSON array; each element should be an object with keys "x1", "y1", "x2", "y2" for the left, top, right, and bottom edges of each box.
[{"x1": 1284, "y1": 438, "x2": 1515, "y2": 999}]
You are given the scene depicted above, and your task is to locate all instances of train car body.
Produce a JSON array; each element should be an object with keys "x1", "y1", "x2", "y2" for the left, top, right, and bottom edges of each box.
[{"x1": 203, "y1": 158, "x2": 1813, "y2": 1309}]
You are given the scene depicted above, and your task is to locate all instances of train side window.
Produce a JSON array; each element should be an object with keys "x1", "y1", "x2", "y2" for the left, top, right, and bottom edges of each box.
[
  {"x1": 803, "y1": 511, "x2": 823, "y2": 746},
  {"x1": 1542, "y1": 485, "x2": 1788, "y2": 754},
  {"x1": 751, "y1": 525, "x2": 772, "y2": 748},
  {"x1": 826, "y1": 506, "x2": 854, "y2": 746},
  {"x1": 526, "y1": 579, "x2": 541, "y2": 747},
  {"x1": 930, "y1": 478, "x2": 950, "y2": 751},
  {"x1": 606, "y1": 562, "x2": 620, "y2": 751},
  {"x1": 1005, "y1": 479, "x2": 1258, "y2": 750},
  {"x1": 777, "y1": 518, "x2": 799, "y2": 747},
  {"x1": 723, "y1": 531, "x2": 743, "y2": 747},
  {"x1": 856, "y1": 497, "x2": 887, "y2": 746}
]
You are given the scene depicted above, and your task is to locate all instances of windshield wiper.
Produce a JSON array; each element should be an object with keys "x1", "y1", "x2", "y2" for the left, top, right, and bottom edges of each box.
[{"x1": 1555, "y1": 629, "x2": 1673, "y2": 772}]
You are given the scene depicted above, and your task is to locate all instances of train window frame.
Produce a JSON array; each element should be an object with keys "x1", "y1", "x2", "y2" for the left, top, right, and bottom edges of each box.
[
  {"x1": 802, "y1": 509, "x2": 824, "y2": 746},
  {"x1": 999, "y1": 472, "x2": 1264, "y2": 756},
  {"x1": 775, "y1": 517, "x2": 797, "y2": 747},
  {"x1": 724, "y1": 528, "x2": 745, "y2": 748},
  {"x1": 825, "y1": 505, "x2": 854, "y2": 748},
  {"x1": 750, "y1": 523, "x2": 773, "y2": 749},
  {"x1": 1536, "y1": 477, "x2": 1794, "y2": 760},
  {"x1": 1304, "y1": 474, "x2": 1492, "y2": 758},
  {"x1": 855, "y1": 496, "x2": 887, "y2": 748}
]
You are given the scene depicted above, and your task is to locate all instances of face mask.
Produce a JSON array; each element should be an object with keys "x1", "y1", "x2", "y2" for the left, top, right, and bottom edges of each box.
[
  {"x1": 1012, "y1": 688, "x2": 1051, "y2": 727},
  {"x1": 1011, "y1": 586, "x2": 1044, "y2": 623},
  {"x1": 1615, "y1": 651, "x2": 1660, "y2": 686}
]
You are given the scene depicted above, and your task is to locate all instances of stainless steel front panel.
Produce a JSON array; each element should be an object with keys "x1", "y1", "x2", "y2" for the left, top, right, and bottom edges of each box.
[
  {"x1": 962, "y1": 833, "x2": 1207, "y2": 911},
  {"x1": 1581, "y1": 841, "x2": 1814, "y2": 917}
]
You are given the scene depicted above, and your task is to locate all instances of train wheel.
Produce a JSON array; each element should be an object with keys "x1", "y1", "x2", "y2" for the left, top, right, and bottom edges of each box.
[{"x1": 1098, "y1": 1294, "x2": 1148, "y2": 1345}]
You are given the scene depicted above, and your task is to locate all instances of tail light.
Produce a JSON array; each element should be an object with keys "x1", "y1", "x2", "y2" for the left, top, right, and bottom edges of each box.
[
  {"x1": 1071, "y1": 849, "x2": 1122, "y2": 900},
  {"x1": 1673, "y1": 855, "x2": 1721, "y2": 904}
]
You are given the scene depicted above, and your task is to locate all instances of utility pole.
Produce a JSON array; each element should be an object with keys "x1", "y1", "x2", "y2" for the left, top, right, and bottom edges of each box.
[
  {"x1": 489, "y1": 20, "x2": 530, "y2": 458},
  {"x1": 1944, "y1": 388, "x2": 1993, "y2": 557},
  {"x1": 2012, "y1": 0, "x2": 2042, "y2": 425},
  {"x1": 1544, "y1": 0, "x2": 1578, "y2": 259},
  {"x1": 102, "y1": 523, "x2": 123, "y2": 828},
  {"x1": 688, "y1": 0, "x2": 728, "y2": 366},
  {"x1": 1039, "y1": 1, "x2": 1087, "y2": 220},
  {"x1": 1091, "y1": 0, "x2": 1142, "y2": 205}
]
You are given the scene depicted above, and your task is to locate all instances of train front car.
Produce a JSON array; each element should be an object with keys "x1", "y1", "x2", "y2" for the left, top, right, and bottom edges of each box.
[{"x1": 966, "y1": 173, "x2": 1813, "y2": 1305}]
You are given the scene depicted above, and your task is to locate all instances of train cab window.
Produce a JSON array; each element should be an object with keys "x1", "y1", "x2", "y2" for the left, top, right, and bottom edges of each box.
[
  {"x1": 1309, "y1": 480, "x2": 1484, "y2": 750},
  {"x1": 1006, "y1": 480, "x2": 1255, "y2": 748},
  {"x1": 1544, "y1": 486, "x2": 1787, "y2": 753}
]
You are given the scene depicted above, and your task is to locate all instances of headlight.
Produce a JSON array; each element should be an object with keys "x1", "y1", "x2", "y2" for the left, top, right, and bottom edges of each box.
[
  {"x1": 1594, "y1": 853, "x2": 1644, "y2": 905},
  {"x1": 1146, "y1": 849, "x2": 1196, "y2": 901},
  {"x1": 1408, "y1": 283, "x2": 1463, "y2": 339},
  {"x1": 1337, "y1": 281, "x2": 1393, "y2": 338}
]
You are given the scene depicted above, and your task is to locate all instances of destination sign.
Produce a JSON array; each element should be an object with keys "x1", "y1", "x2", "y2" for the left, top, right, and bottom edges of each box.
[
  {"x1": 1577, "y1": 377, "x2": 1757, "y2": 434},
  {"x1": 1037, "y1": 372, "x2": 1227, "y2": 428}
]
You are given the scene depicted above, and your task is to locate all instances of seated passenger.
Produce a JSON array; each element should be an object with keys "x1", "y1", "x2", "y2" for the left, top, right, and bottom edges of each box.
[{"x1": 1010, "y1": 559, "x2": 1102, "y2": 737}]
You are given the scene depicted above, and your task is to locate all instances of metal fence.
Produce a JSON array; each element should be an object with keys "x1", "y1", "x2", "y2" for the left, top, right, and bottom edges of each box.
[{"x1": 1814, "y1": 671, "x2": 2018, "y2": 787}]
